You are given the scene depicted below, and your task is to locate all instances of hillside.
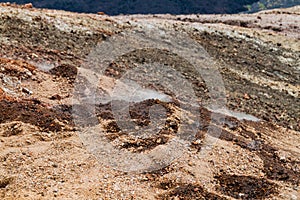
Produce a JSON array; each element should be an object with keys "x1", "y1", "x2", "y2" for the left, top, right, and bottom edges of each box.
[
  {"x1": 1, "y1": 0, "x2": 299, "y2": 14},
  {"x1": 246, "y1": 0, "x2": 300, "y2": 13},
  {"x1": 0, "y1": 0, "x2": 259, "y2": 14},
  {"x1": 0, "y1": 3, "x2": 299, "y2": 200}
]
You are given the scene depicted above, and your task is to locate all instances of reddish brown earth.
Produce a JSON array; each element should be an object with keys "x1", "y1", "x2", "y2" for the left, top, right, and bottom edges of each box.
[{"x1": 0, "y1": 3, "x2": 299, "y2": 200}]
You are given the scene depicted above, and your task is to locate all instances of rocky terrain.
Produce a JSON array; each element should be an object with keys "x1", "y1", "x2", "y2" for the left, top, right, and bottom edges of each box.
[{"x1": 0, "y1": 3, "x2": 299, "y2": 200}]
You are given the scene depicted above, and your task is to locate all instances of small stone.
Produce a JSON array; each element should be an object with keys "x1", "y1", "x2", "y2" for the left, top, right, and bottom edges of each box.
[
  {"x1": 23, "y1": 3, "x2": 33, "y2": 9},
  {"x1": 239, "y1": 193, "x2": 245, "y2": 198},
  {"x1": 156, "y1": 138, "x2": 162, "y2": 143},
  {"x1": 244, "y1": 93, "x2": 250, "y2": 99},
  {"x1": 279, "y1": 156, "x2": 286, "y2": 162},
  {"x1": 192, "y1": 139, "x2": 202, "y2": 145},
  {"x1": 139, "y1": 177, "x2": 148, "y2": 181},
  {"x1": 22, "y1": 87, "x2": 33, "y2": 95},
  {"x1": 32, "y1": 53, "x2": 39, "y2": 58},
  {"x1": 49, "y1": 94, "x2": 62, "y2": 100},
  {"x1": 26, "y1": 140, "x2": 32, "y2": 144}
]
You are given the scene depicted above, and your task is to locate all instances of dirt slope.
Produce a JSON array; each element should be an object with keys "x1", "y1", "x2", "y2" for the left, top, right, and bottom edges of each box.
[{"x1": 0, "y1": 3, "x2": 299, "y2": 200}]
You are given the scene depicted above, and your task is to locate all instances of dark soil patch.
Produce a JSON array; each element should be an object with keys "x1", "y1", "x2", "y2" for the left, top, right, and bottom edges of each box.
[
  {"x1": 143, "y1": 165, "x2": 173, "y2": 181},
  {"x1": 129, "y1": 99, "x2": 175, "y2": 126},
  {"x1": 104, "y1": 121, "x2": 121, "y2": 133},
  {"x1": 209, "y1": 124, "x2": 300, "y2": 185},
  {"x1": 104, "y1": 121, "x2": 167, "y2": 153},
  {"x1": 95, "y1": 103, "x2": 114, "y2": 120},
  {"x1": 0, "y1": 177, "x2": 12, "y2": 188},
  {"x1": 50, "y1": 64, "x2": 78, "y2": 83},
  {"x1": 215, "y1": 174, "x2": 279, "y2": 199},
  {"x1": 96, "y1": 99, "x2": 181, "y2": 153},
  {"x1": 259, "y1": 144, "x2": 300, "y2": 184},
  {"x1": 0, "y1": 99, "x2": 73, "y2": 132},
  {"x1": 118, "y1": 134, "x2": 170, "y2": 153},
  {"x1": 158, "y1": 182, "x2": 226, "y2": 200}
]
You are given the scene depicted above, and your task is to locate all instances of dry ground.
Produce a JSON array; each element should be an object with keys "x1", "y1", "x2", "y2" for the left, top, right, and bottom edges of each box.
[{"x1": 0, "y1": 3, "x2": 299, "y2": 199}]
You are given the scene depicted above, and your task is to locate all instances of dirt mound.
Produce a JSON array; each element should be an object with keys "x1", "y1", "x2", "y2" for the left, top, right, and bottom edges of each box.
[{"x1": 49, "y1": 64, "x2": 78, "y2": 83}]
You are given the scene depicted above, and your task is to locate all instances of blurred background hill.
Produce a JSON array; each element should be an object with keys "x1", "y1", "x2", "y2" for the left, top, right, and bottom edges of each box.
[
  {"x1": 245, "y1": 0, "x2": 300, "y2": 13},
  {"x1": 0, "y1": 0, "x2": 299, "y2": 15}
]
